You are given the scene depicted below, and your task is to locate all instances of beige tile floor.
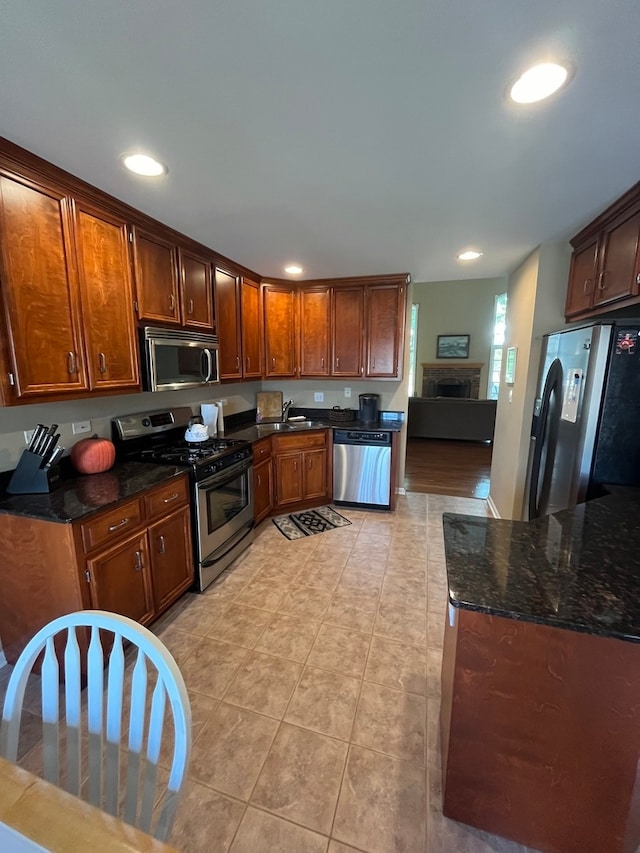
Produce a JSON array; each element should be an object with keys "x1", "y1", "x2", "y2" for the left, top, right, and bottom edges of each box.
[{"x1": 1, "y1": 492, "x2": 539, "y2": 853}]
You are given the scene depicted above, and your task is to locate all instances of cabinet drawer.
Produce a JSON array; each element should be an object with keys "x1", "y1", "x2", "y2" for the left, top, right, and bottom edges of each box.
[
  {"x1": 80, "y1": 498, "x2": 143, "y2": 553},
  {"x1": 272, "y1": 431, "x2": 327, "y2": 452},
  {"x1": 144, "y1": 475, "x2": 189, "y2": 520},
  {"x1": 253, "y1": 437, "x2": 272, "y2": 461}
]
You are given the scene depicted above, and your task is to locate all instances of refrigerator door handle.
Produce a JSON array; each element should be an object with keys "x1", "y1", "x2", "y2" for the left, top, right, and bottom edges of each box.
[{"x1": 528, "y1": 358, "x2": 563, "y2": 520}]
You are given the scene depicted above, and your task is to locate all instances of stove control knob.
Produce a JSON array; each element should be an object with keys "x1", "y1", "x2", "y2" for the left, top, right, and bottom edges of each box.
[{"x1": 141, "y1": 418, "x2": 151, "y2": 427}]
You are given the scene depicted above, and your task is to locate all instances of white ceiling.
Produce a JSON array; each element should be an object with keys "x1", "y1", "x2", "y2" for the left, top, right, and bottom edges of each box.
[{"x1": 1, "y1": 1, "x2": 638, "y2": 283}]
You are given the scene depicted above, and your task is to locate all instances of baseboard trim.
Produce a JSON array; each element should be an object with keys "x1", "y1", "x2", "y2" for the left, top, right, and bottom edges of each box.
[{"x1": 486, "y1": 494, "x2": 500, "y2": 518}]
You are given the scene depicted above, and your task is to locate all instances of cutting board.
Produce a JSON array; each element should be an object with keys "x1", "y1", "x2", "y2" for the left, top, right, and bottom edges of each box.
[{"x1": 256, "y1": 391, "x2": 283, "y2": 422}]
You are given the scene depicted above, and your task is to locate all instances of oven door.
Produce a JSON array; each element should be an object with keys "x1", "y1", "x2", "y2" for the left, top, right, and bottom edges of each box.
[{"x1": 195, "y1": 457, "x2": 254, "y2": 585}]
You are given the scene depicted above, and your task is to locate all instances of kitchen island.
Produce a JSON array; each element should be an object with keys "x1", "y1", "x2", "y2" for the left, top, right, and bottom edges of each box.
[{"x1": 440, "y1": 494, "x2": 640, "y2": 853}]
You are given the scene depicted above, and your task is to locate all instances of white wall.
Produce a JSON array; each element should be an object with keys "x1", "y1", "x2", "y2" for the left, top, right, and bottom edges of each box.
[
  {"x1": 411, "y1": 277, "x2": 507, "y2": 396},
  {"x1": 489, "y1": 243, "x2": 571, "y2": 519}
]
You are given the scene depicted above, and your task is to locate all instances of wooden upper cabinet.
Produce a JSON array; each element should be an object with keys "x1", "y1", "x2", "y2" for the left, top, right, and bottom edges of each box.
[
  {"x1": 241, "y1": 277, "x2": 263, "y2": 378},
  {"x1": 131, "y1": 226, "x2": 180, "y2": 326},
  {"x1": 565, "y1": 183, "x2": 640, "y2": 320},
  {"x1": 592, "y1": 207, "x2": 640, "y2": 309},
  {"x1": 565, "y1": 237, "x2": 599, "y2": 318},
  {"x1": 0, "y1": 173, "x2": 89, "y2": 397},
  {"x1": 366, "y1": 284, "x2": 405, "y2": 378},
  {"x1": 264, "y1": 284, "x2": 297, "y2": 377},
  {"x1": 299, "y1": 287, "x2": 330, "y2": 377},
  {"x1": 179, "y1": 248, "x2": 213, "y2": 329},
  {"x1": 73, "y1": 201, "x2": 139, "y2": 390},
  {"x1": 332, "y1": 286, "x2": 364, "y2": 376},
  {"x1": 215, "y1": 268, "x2": 242, "y2": 379}
]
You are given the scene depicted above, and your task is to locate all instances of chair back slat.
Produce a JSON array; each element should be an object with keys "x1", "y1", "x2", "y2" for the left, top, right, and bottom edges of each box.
[
  {"x1": 86, "y1": 625, "x2": 104, "y2": 808},
  {"x1": 0, "y1": 610, "x2": 191, "y2": 842},
  {"x1": 41, "y1": 637, "x2": 60, "y2": 785},
  {"x1": 63, "y1": 626, "x2": 82, "y2": 796}
]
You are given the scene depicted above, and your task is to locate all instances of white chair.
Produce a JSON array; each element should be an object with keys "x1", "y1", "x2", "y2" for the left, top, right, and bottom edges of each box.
[{"x1": 0, "y1": 610, "x2": 191, "y2": 842}]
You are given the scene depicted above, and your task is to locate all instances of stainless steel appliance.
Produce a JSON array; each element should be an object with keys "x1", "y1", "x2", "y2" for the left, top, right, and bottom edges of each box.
[
  {"x1": 113, "y1": 407, "x2": 253, "y2": 590},
  {"x1": 358, "y1": 393, "x2": 379, "y2": 423},
  {"x1": 333, "y1": 429, "x2": 392, "y2": 509},
  {"x1": 140, "y1": 327, "x2": 220, "y2": 392},
  {"x1": 526, "y1": 320, "x2": 640, "y2": 519}
]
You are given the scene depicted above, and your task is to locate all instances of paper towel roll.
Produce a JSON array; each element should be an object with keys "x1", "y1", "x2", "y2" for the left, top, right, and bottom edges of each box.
[
  {"x1": 201, "y1": 403, "x2": 218, "y2": 437},
  {"x1": 216, "y1": 401, "x2": 224, "y2": 436}
]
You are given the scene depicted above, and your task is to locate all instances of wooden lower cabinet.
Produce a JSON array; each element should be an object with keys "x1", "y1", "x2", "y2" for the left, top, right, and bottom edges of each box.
[
  {"x1": 272, "y1": 431, "x2": 329, "y2": 511},
  {"x1": 254, "y1": 457, "x2": 274, "y2": 524},
  {"x1": 0, "y1": 474, "x2": 194, "y2": 664}
]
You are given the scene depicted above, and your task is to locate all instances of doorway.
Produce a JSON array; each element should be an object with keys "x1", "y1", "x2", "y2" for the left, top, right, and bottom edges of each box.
[{"x1": 403, "y1": 438, "x2": 492, "y2": 498}]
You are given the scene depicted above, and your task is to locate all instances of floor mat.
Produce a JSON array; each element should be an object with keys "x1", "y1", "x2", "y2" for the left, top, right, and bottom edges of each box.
[{"x1": 272, "y1": 506, "x2": 352, "y2": 540}]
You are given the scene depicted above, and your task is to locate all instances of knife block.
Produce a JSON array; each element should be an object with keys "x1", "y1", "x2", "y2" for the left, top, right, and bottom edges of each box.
[{"x1": 6, "y1": 449, "x2": 62, "y2": 494}]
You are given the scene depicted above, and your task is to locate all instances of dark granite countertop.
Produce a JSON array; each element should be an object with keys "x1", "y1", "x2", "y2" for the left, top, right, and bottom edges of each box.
[
  {"x1": 442, "y1": 494, "x2": 640, "y2": 643},
  {"x1": 0, "y1": 462, "x2": 184, "y2": 524},
  {"x1": 225, "y1": 408, "x2": 404, "y2": 442}
]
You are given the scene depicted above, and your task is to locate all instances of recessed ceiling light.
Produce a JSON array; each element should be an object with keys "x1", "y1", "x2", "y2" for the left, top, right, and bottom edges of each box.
[
  {"x1": 121, "y1": 152, "x2": 168, "y2": 177},
  {"x1": 457, "y1": 250, "x2": 483, "y2": 261},
  {"x1": 284, "y1": 264, "x2": 304, "y2": 275},
  {"x1": 509, "y1": 62, "x2": 571, "y2": 104}
]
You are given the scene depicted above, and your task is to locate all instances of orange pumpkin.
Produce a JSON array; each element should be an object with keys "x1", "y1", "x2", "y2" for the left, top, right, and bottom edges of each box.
[{"x1": 70, "y1": 435, "x2": 116, "y2": 475}]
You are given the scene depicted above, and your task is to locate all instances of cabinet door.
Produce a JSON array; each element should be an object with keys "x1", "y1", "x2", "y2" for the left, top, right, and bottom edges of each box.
[
  {"x1": 254, "y1": 457, "x2": 274, "y2": 523},
  {"x1": 74, "y1": 201, "x2": 140, "y2": 390},
  {"x1": 241, "y1": 277, "x2": 263, "y2": 378},
  {"x1": 132, "y1": 227, "x2": 180, "y2": 325},
  {"x1": 366, "y1": 284, "x2": 405, "y2": 378},
  {"x1": 215, "y1": 268, "x2": 242, "y2": 379},
  {"x1": 299, "y1": 287, "x2": 330, "y2": 377},
  {"x1": 264, "y1": 284, "x2": 297, "y2": 377},
  {"x1": 592, "y1": 207, "x2": 640, "y2": 308},
  {"x1": 565, "y1": 237, "x2": 599, "y2": 318},
  {"x1": 303, "y1": 448, "x2": 327, "y2": 501},
  {"x1": 148, "y1": 506, "x2": 193, "y2": 613},
  {"x1": 275, "y1": 452, "x2": 303, "y2": 507},
  {"x1": 0, "y1": 174, "x2": 88, "y2": 397},
  {"x1": 86, "y1": 532, "x2": 155, "y2": 625},
  {"x1": 180, "y1": 248, "x2": 213, "y2": 330},
  {"x1": 332, "y1": 287, "x2": 364, "y2": 376}
]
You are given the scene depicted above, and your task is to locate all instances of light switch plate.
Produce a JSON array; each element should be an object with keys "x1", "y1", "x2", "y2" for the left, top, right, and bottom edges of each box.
[
  {"x1": 314, "y1": 392, "x2": 324, "y2": 402},
  {"x1": 72, "y1": 420, "x2": 92, "y2": 435},
  {"x1": 344, "y1": 387, "x2": 352, "y2": 398}
]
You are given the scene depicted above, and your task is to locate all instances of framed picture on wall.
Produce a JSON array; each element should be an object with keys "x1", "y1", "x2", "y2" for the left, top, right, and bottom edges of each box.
[{"x1": 437, "y1": 334, "x2": 470, "y2": 359}]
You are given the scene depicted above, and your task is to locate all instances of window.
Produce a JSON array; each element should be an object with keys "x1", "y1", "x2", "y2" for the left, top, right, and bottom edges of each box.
[
  {"x1": 488, "y1": 292, "x2": 507, "y2": 400},
  {"x1": 408, "y1": 303, "x2": 419, "y2": 396}
]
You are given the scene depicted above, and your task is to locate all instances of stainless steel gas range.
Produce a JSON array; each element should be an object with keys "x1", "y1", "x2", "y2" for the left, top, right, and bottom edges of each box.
[{"x1": 112, "y1": 407, "x2": 254, "y2": 591}]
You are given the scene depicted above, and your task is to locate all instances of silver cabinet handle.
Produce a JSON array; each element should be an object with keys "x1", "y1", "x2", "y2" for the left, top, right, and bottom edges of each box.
[
  {"x1": 583, "y1": 279, "x2": 593, "y2": 295},
  {"x1": 158, "y1": 536, "x2": 166, "y2": 554},
  {"x1": 271, "y1": 357, "x2": 276, "y2": 368},
  {"x1": 188, "y1": 298, "x2": 194, "y2": 316},
  {"x1": 134, "y1": 550, "x2": 144, "y2": 571},
  {"x1": 372, "y1": 358, "x2": 376, "y2": 369},
  {"x1": 163, "y1": 493, "x2": 179, "y2": 503},
  {"x1": 598, "y1": 271, "x2": 608, "y2": 291},
  {"x1": 335, "y1": 356, "x2": 340, "y2": 369},
  {"x1": 67, "y1": 351, "x2": 77, "y2": 375},
  {"x1": 321, "y1": 356, "x2": 325, "y2": 368},
  {"x1": 98, "y1": 352, "x2": 107, "y2": 374},
  {"x1": 236, "y1": 356, "x2": 240, "y2": 369},
  {"x1": 636, "y1": 272, "x2": 640, "y2": 285},
  {"x1": 108, "y1": 518, "x2": 130, "y2": 532},
  {"x1": 293, "y1": 460, "x2": 297, "y2": 472},
  {"x1": 257, "y1": 473, "x2": 261, "y2": 486},
  {"x1": 169, "y1": 292, "x2": 176, "y2": 312},
  {"x1": 246, "y1": 356, "x2": 250, "y2": 370}
]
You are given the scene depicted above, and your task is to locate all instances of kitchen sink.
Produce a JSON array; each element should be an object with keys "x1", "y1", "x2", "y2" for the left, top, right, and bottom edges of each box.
[
  {"x1": 257, "y1": 422, "x2": 293, "y2": 431},
  {"x1": 288, "y1": 420, "x2": 325, "y2": 428}
]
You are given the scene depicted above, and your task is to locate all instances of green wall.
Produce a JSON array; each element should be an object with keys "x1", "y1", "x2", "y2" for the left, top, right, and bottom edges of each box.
[{"x1": 411, "y1": 276, "x2": 507, "y2": 397}]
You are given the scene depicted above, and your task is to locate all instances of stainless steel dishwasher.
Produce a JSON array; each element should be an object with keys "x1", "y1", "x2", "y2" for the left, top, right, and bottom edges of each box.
[{"x1": 333, "y1": 429, "x2": 392, "y2": 509}]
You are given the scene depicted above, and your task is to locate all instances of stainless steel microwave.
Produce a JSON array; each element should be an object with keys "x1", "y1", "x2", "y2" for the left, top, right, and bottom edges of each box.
[{"x1": 141, "y1": 327, "x2": 220, "y2": 392}]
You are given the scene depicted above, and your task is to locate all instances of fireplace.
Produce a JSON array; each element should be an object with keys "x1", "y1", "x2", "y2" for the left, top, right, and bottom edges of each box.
[{"x1": 420, "y1": 363, "x2": 483, "y2": 399}]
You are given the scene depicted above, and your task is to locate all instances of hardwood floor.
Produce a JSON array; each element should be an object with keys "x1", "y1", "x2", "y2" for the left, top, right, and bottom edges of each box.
[{"x1": 403, "y1": 438, "x2": 492, "y2": 498}]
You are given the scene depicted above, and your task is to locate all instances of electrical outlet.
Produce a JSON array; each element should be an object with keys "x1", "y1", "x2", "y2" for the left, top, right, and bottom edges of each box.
[
  {"x1": 72, "y1": 420, "x2": 92, "y2": 435},
  {"x1": 314, "y1": 391, "x2": 324, "y2": 402},
  {"x1": 344, "y1": 387, "x2": 352, "y2": 398},
  {"x1": 24, "y1": 429, "x2": 35, "y2": 445}
]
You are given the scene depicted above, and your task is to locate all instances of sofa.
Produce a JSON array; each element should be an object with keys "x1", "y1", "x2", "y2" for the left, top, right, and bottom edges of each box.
[{"x1": 407, "y1": 397, "x2": 497, "y2": 442}]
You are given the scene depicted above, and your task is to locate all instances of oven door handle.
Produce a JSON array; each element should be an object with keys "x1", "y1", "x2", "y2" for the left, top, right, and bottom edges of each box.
[
  {"x1": 198, "y1": 458, "x2": 252, "y2": 490},
  {"x1": 201, "y1": 520, "x2": 254, "y2": 569}
]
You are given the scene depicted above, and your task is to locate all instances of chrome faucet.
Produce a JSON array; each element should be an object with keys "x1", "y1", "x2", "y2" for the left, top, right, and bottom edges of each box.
[{"x1": 281, "y1": 399, "x2": 294, "y2": 422}]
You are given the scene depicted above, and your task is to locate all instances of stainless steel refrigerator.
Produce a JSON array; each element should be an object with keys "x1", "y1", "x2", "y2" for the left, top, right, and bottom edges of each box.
[{"x1": 526, "y1": 321, "x2": 640, "y2": 519}]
